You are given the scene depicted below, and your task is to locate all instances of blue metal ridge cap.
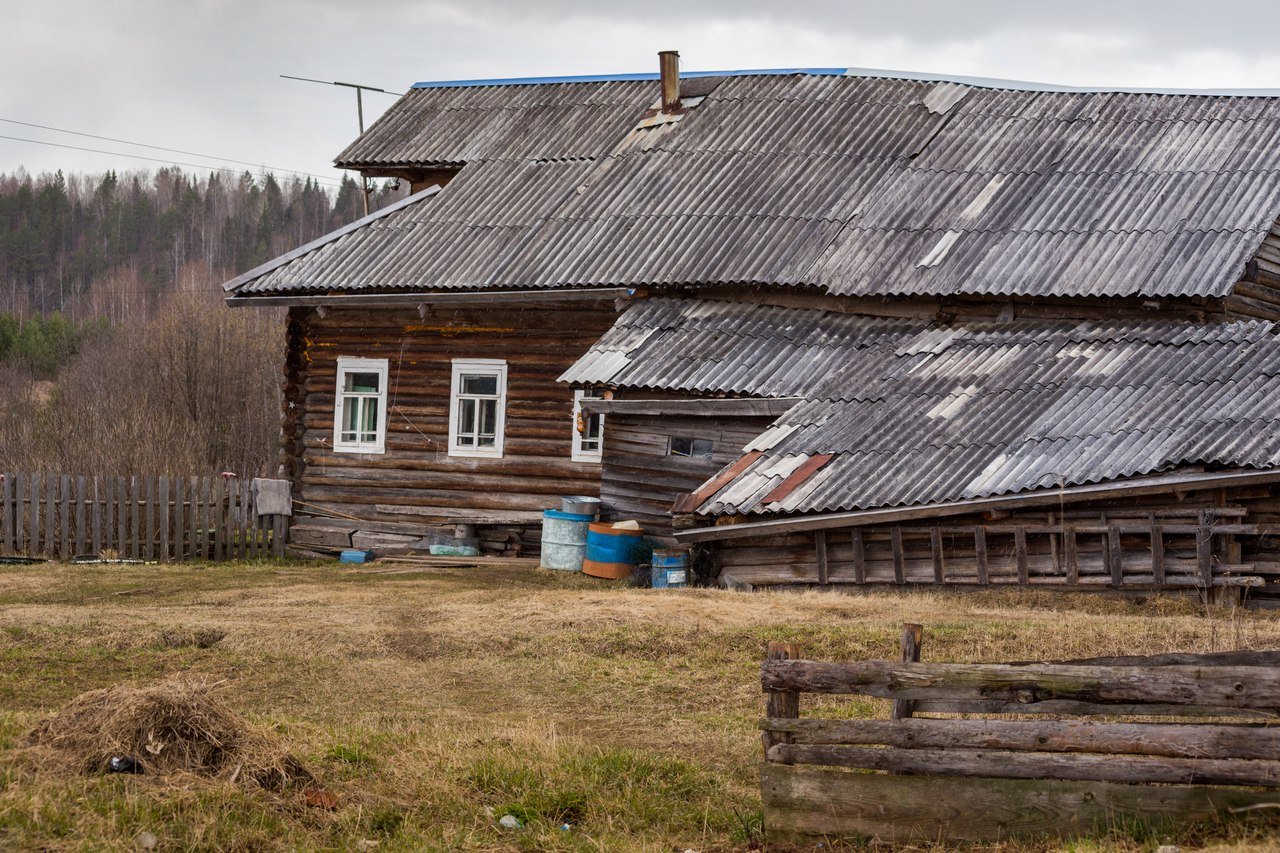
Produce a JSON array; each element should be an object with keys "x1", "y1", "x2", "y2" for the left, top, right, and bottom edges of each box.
[
  {"x1": 411, "y1": 65, "x2": 1280, "y2": 97},
  {"x1": 410, "y1": 68, "x2": 848, "y2": 88}
]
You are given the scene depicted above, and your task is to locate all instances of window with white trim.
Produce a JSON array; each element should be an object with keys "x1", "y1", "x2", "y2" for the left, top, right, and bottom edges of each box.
[
  {"x1": 571, "y1": 390, "x2": 604, "y2": 463},
  {"x1": 334, "y1": 357, "x2": 388, "y2": 454},
  {"x1": 448, "y1": 359, "x2": 507, "y2": 458}
]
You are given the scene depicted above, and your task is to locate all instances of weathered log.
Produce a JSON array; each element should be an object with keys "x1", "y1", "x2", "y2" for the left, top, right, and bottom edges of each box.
[
  {"x1": 890, "y1": 624, "x2": 923, "y2": 720},
  {"x1": 763, "y1": 642, "x2": 800, "y2": 753},
  {"x1": 759, "y1": 717, "x2": 1280, "y2": 760},
  {"x1": 760, "y1": 659, "x2": 1280, "y2": 710},
  {"x1": 761, "y1": 764, "x2": 1280, "y2": 843},
  {"x1": 767, "y1": 743, "x2": 1280, "y2": 787}
]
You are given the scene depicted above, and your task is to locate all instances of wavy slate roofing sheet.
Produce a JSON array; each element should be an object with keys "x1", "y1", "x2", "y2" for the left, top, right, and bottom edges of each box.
[
  {"x1": 228, "y1": 69, "x2": 1280, "y2": 299},
  {"x1": 563, "y1": 298, "x2": 1280, "y2": 516}
]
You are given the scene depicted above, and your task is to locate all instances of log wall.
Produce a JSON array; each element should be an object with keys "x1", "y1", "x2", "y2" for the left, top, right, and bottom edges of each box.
[
  {"x1": 600, "y1": 407, "x2": 774, "y2": 537},
  {"x1": 282, "y1": 302, "x2": 616, "y2": 555}
]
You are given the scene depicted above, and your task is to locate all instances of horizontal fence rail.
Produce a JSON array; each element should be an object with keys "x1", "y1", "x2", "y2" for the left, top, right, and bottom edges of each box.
[{"x1": 0, "y1": 473, "x2": 287, "y2": 562}]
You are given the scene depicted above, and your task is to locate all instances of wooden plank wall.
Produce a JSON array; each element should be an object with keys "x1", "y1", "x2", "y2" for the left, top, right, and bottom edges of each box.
[
  {"x1": 715, "y1": 492, "x2": 1279, "y2": 594},
  {"x1": 600, "y1": 411, "x2": 775, "y2": 537},
  {"x1": 283, "y1": 303, "x2": 615, "y2": 549},
  {"x1": 0, "y1": 473, "x2": 286, "y2": 561}
]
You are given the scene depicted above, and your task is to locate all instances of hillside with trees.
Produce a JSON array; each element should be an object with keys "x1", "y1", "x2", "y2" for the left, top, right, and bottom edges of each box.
[{"x1": 0, "y1": 167, "x2": 403, "y2": 475}]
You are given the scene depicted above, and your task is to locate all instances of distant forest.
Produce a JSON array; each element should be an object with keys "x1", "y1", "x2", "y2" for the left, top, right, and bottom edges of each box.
[{"x1": 0, "y1": 167, "x2": 405, "y2": 475}]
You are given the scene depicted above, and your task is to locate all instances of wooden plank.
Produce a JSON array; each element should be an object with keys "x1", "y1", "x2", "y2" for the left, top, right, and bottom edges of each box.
[
  {"x1": 74, "y1": 476, "x2": 86, "y2": 556},
  {"x1": 158, "y1": 477, "x2": 170, "y2": 562},
  {"x1": 1198, "y1": 510, "x2": 1214, "y2": 587},
  {"x1": 128, "y1": 476, "x2": 139, "y2": 560},
  {"x1": 764, "y1": 641, "x2": 801, "y2": 753},
  {"x1": 890, "y1": 623, "x2": 923, "y2": 720},
  {"x1": 1064, "y1": 526, "x2": 1078, "y2": 585},
  {"x1": 45, "y1": 473, "x2": 56, "y2": 558},
  {"x1": 760, "y1": 764, "x2": 1280, "y2": 843},
  {"x1": 143, "y1": 476, "x2": 155, "y2": 561},
  {"x1": 891, "y1": 527, "x2": 905, "y2": 585},
  {"x1": 201, "y1": 477, "x2": 212, "y2": 560},
  {"x1": 1014, "y1": 526, "x2": 1028, "y2": 585},
  {"x1": 1108, "y1": 524, "x2": 1123, "y2": 585},
  {"x1": 230, "y1": 478, "x2": 242, "y2": 559},
  {"x1": 272, "y1": 512, "x2": 286, "y2": 558},
  {"x1": 851, "y1": 528, "x2": 866, "y2": 584},
  {"x1": 29, "y1": 473, "x2": 40, "y2": 555},
  {"x1": 814, "y1": 530, "x2": 828, "y2": 585},
  {"x1": 173, "y1": 476, "x2": 184, "y2": 561},
  {"x1": 761, "y1": 717, "x2": 1280, "y2": 760},
  {"x1": 0, "y1": 473, "x2": 11, "y2": 555},
  {"x1": 92, "y1": 476, "x2": 102, "y2": 556},
  {"x1": 1151, "y1": 523, "x2": 1165, "y2": 584},
  {"x1": 768, "y1": 743, "x2": 1280, "y2": 788},
  {"x1": 60, "y1": 474, "x2": 70, "y2": 559},
  {"x1": 189, "y1": 476, "x2": 200, "y2": 560},
  {"x1": 930, "y1": 527, "x2": 943, "y2": 584},
  {"x1": 13, "y1": 473, "x2": 24, "y2": 554},
  {"x1": 974, "y1": 528, "x2": 989, "y2": 585},
  {"x1": 760, "y1": 659, "x2": 1280, "y2": 710},
  {"x1": 912, "y1": 699, "x2": 1276, "y2": 719},
  {"x1": 246, "y1": 484, "x2": 258, "y2": 560},
  {"x1": 212, "y1": 476, "x2": 224, "y2": 562}
]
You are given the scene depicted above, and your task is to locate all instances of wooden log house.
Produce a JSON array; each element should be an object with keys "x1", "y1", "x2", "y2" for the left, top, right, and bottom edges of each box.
[{"x1": 226, "y1": 56, "x2": 1280, "y2": 600}]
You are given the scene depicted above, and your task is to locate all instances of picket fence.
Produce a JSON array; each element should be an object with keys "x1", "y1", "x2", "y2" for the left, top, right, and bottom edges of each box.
[{"x1": 0, "y1": 473, "x2": 288, "y2": 561}]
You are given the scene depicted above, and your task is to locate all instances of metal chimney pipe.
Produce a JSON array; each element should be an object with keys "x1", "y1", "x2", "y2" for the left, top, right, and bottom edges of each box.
[{"x1": 659, "y1": 50, "x2": 680, "y2": 113}]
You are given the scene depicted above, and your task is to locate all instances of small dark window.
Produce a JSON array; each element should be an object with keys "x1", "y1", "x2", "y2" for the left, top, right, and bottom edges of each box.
[{"x1": 670, "y1": 437, "x2": 713, "y2": 460}]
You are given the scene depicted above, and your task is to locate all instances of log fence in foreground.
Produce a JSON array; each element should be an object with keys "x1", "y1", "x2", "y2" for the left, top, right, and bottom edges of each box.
[
  {"x1": 760, "y1": 629, "x2": 1280, "y2": 843},
  {"x1": 0, "y1": 473, "x2": 287, "y2": 562}
]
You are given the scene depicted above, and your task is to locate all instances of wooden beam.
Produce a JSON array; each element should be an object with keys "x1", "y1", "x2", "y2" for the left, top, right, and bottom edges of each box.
[
  {"x1": 578, "y1": 397, "x2": 801, "y2": 417},
  {"x1": 890, "y1": 623, "x2": 923, "y2": 720},
  {"x1": 763, "y1": 642, "x2": 801, "y2": 754},
  {"x1": 891, "y1": 527, "x2": 905, "y2": 585},
  {"x1": 676, "y1": 468, "x2": 1280, "y2": 542},
  {"x1": 226, "y1": 287, "x2": 631, "y2": 308},
  {"x1": 974, "y1": 527, "x2": 989, "y2": 585},
  {"x1": 1108, "y1": 524, "x2": 1123, "y2": 585},
  {"x1": 930, "y1": 527, "x2": 944, "y2": 583},
  {"x1": 814, "y1": 530, "x2": 829, "y2": 585},
  {"x1": 1014, "y1": 526, "x2": 1028, "y2": 585},
  {"x1": 851, "y1": 528, "x2": 866, "y2": 584}
]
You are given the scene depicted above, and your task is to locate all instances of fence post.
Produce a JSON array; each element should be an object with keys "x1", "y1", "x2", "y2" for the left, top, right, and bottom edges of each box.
[
  {"x1": 891, "y1": 623, "x2": 925, "y2": 720},
  {"x1": 764, "y1": 641, "x2": 802, "y2": 755}
]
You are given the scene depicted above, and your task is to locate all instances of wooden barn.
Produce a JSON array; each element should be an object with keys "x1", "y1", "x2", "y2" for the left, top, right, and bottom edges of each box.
[{"x1": 226, "y1": 55, "x2": 1280, "y2": 601}]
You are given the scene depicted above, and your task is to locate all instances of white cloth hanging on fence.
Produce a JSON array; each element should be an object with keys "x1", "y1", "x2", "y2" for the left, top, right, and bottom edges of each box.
[{"x1": 252, "y1": 478, "x2": 292, "y2": 517}]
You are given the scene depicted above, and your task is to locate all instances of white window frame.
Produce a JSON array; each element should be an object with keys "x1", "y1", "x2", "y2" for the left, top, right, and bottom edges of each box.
[
  {"x1": 333, "y1": 356, "x2": 389, "y2": 454},
  {"x1": 448, "y1": 358, "x2": 508, "y2": 458},
  {"x1": 571, "y1": 390, "x2": 604, "y2": 463}
]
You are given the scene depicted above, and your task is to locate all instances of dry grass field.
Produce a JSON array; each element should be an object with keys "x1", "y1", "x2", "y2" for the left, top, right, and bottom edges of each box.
[{"x1": 2, "y1": 560, "x2": 1280, "y2": 851}]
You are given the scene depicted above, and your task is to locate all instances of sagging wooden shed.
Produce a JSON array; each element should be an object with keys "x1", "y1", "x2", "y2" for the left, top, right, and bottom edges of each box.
[{"x1": 225, "y1": 56, "x2": 1280, "y2": 599}]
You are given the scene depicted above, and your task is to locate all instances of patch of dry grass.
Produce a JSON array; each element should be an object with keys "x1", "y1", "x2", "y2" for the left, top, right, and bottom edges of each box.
[{"x1": 1, "y1": 560, "x2": 1279, "y2": 850}]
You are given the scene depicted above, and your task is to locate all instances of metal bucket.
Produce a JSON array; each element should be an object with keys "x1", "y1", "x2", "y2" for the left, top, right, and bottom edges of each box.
[
  {"x1": 651, "y1": 547, "x2": 689, "y2": 589},
  {"x1": 540, "y1": 509, "x2": 594, "y2": 571},
  {"x1": 561, "y1": 495, "x2": 602, "y2": 516},
  {"x1": 583, "y1": 522, "x2": 645, "y2": 579}
]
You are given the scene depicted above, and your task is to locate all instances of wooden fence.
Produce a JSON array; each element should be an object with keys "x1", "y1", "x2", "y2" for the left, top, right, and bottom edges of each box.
[
  {"x1": 0, "y1": 473, "x2": 288, "y2": 562},
  {"x1": 760, "y1": 628, "x2": 1280, "y2": 843}
]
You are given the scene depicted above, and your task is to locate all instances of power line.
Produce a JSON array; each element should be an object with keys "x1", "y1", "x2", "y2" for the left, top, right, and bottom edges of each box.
[
  {"x1": 0, "y1": 116, "x2": 344, "y2": 185},
  {"x1": 0, "y1": 132, "x2": 345, "y2": 188}
]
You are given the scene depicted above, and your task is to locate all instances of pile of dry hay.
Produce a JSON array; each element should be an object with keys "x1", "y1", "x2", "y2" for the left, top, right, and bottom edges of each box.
[{"x1": 18, "y1": 680, "x2": 313, "y2": 790}]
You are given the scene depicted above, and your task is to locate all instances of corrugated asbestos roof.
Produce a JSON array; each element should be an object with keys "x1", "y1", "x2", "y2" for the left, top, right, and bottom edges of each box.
[
  {"x1": 228, "y1": 70, "x2": 1280, "y2": 300},
  {"x1": 565, "y1": 298, "x2": 1280, "y2": 516}
]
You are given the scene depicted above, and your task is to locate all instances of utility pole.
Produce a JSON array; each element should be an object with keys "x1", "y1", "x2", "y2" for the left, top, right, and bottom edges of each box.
[{"x1": 280, "y1": 75, "x2": 403, "y2": 216}]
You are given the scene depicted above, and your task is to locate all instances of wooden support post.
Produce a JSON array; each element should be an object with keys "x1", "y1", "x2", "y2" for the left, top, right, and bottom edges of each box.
[
  {"x1": 91, "y1": 476, "x2": 101, "y2": 557},
  {"x1": 815, "y1": 529, "x2": 829, "y2": 585},
  {"x1": 144, "y1": 477, "x2": 156, "y2": 561},
  {"x1": 851, "y1": 528, "x2": 866, "y2": 585},
  {"x1": 1197, "y1": 510, "x2": 1214, "y2": 589},
  {"x1": 173, "y1": 476, "x2": 185, "y2": 561},
  {"x1": 272, "y1": 512, "x2": 286, "y2": 558},
  {"x1": 891, "y1": 527, "x2": 905, "y2": 585},
  {"x1": 1151, "y1": 522, "x2": 1165, "y2": 585},
  {"x1": 974, "y1": 528, "x2": 989, "y2": 585},
  {"x1": 60, "y1": 474, "x2": 71, "y2": 559},
  {"x1": 13, "y1": 473, "x2": 23, "y2": 555},
  {"x1": 118, "y1": 477, "x2": 128, "y2": 558},
  {"x1": 891, "y1": 623, "x2": 924, "y2": 720},
  {"x1": 1014, "y1": 526, "x2": 1029, "y2": 585},
  {"x1": 1108, "y1": 524, "x2": 1123, "y2": 585},
  {"x1": 930, "y1": 527, "x2": 944, "y2": 584},
  {"x1": 45, "y1": 473, "x2": 56, "y2": 558},
  {"x1": 1064, "y1": 526, "x2": 1078, "y2": 586},
  {"x1": 764, "y1": 641, "x2": 802, "y2": 754},
  {"x1": 74, "y1": 476, "x2": 86, "y2": 557},
  {"x1": 1048, "y1": 511, "x2": 1059, "y2": 573}
]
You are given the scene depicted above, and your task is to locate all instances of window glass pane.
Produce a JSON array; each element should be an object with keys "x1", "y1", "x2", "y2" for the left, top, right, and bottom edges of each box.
[
  {"x1": 691, "y1": 438, "x2": 713, "y2": 458},
  {"x1": 670, "y1": 437, "x2": 713, "y2": 459},
  {"x1": 361, "y1": 399, "x2": 379, "y2": 435},
  {"x1": 345, "y1": 371, "x2": 380, "y2": 393},
  {"x1": 461, "y1": 374, "x2": 498, "y2": 396},
  {"x1": 459, "y1": 398, "x2": 476, "y2": 436},
  {"x1": 478, "y1": 398, "x2": 497, "y2": 438},
  {"x1": 586, "y1": 412, "x2": 602, "y2": 441},
  {"x1": 341, "y1": 431, "x2": 357, "y2": 443},
  {"x1": 343, "y1": 397, "x2": 360, "y2": 433}
]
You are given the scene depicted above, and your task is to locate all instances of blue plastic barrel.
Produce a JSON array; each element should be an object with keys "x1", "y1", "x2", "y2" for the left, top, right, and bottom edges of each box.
[
  {"x1": 540, "y1": 509, "x2": 595, "y2": 571},
  {"x1": 651, "y1": 547, "x2": 689, "y2": 589},
  {"x1": 583, "y1": 522, "x2": 645, "y2": 579}
]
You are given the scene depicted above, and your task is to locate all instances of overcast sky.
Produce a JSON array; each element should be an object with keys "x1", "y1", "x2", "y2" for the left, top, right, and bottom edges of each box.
[{"x1": 4, "y1": 1, "x2": 1280, "y2": 189}]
